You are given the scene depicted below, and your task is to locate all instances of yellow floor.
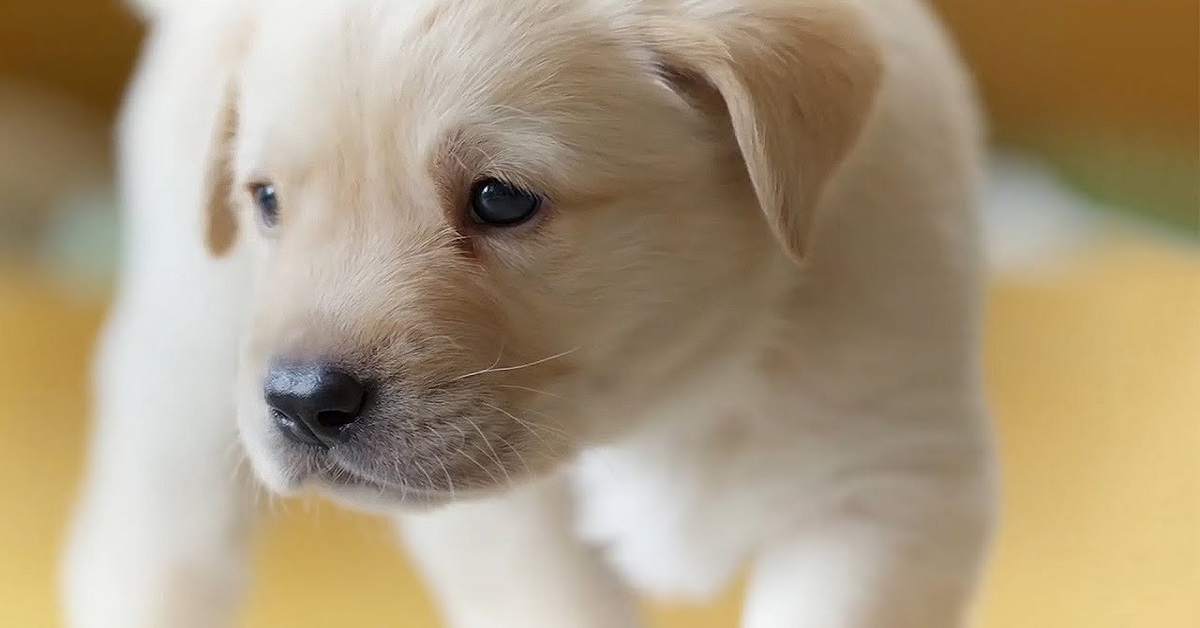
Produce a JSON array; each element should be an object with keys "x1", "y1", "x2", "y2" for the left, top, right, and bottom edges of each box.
[{"x1": 1, "y1": 231, "x2": 1196, "y2": 627}]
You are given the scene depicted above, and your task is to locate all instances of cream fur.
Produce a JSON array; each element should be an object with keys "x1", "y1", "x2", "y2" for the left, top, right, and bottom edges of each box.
[{"x1": 63, "y1": 0, "x2": 997, "y2": 626}]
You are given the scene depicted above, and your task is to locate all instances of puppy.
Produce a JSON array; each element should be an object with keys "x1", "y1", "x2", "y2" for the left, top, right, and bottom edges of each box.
[{"x1": 62, "y1": 0, "x2": 997, "y2": 626}]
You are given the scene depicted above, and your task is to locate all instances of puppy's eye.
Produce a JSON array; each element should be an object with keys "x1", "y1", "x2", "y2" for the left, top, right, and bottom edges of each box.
[
  {"x1": 469, "y1": 178, "x2": 541, "y2": 227},
  {"x1": 250, "y1": 182, "x2": 280, "y2": 228}
]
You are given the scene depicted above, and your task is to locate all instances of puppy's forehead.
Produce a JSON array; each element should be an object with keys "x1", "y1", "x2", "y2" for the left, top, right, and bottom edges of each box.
[{"x1": 238, "y1": 0, "x2": 659, "y2": 172}]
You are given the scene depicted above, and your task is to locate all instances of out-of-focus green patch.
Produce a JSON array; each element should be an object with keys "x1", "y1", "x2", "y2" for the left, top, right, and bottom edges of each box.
[
  {"x1": 1000, "y1": 130, "x2": 1199, "y2": 236},
  {"x1": 0, "y1": 192, "x2": 119, "y2": 302}
]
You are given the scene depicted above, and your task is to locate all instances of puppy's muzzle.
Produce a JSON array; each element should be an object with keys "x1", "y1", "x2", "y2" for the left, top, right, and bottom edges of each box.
[{"x1": 264, "y1": 360, "x2": 366, "y2": 448}]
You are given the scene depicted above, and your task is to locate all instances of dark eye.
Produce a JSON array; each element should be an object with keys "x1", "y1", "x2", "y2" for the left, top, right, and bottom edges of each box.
[
  {"x1": 469, "y1": 178, "x2": 541, "y2": 226},
  {"x1": 250, "y1": 182, "x2": 280, "y2": 227}
]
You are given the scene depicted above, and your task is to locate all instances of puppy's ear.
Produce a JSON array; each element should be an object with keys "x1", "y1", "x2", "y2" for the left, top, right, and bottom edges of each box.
[
  {"x1": 648, "y1": 1, "x2": 883, "y2": 263},
  {"x1": 202, "y1": 86, "x2": 238, "y2": 257}
]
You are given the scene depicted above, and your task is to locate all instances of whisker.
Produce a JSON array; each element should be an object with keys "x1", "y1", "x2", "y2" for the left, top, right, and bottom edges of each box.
[
  {"x1": 449, "y1": 347, "x2": 578, "y2": 383},
  {"x1": 457, "y1": 444, "x2": 501, "y2": 487},
  {"x1": 436, "y1": 456, "x2": 457, "y2": 501},
  {"x1": 494, "y1": 434, "x2": 533, "y2": 480},
  {"x1": 439, "y1": 422, "x2": 497, "y2": 487},
  {"x1": 482, "y1": 402, "x2": 571, "y2": 454},
  {"x1": 466, "y1": 418, "x2": 513, "y2": 488},
  {"x1": 414, "y1": 458, "x2": 439, "y2": 495},
  {"x1": 486, "y1": 402, "x2": 550, "y2": 450},
  {"x1": 392, "y1": 456, "x2": 408, "y2": 503},
  {"x1": 506, "y1": 405, "x2": 574, "y2": 441},
  {"x1": 447, "y1": 345, "x2": 506, "y2": 383}
]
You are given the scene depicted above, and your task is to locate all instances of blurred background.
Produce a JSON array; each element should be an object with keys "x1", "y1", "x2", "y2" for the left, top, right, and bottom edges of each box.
[{"x1": 0, "y1": 1, "x2": 1196, "y2": 626}]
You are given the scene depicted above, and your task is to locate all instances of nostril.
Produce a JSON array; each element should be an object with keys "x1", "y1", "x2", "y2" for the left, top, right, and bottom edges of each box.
[
  {"x1": 316, "y1": 409, "x2": 359, "y2": 430},
  {"x1": 264, "y1": 360, "x2": 367, "y2": 447}
]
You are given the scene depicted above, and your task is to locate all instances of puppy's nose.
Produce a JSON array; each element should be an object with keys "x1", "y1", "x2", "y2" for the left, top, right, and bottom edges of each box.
[{"x1": 264, "y1": 361, "x2": 365, "y2": 447}]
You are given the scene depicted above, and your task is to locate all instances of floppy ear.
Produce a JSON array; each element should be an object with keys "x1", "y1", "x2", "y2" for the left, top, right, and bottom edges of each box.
[
  {"x1": 648, "y1": 0, "x2": 884, "y2": 263},
  {"x1": 202, "y1": 86, "x2": 239, "y2": 257}
]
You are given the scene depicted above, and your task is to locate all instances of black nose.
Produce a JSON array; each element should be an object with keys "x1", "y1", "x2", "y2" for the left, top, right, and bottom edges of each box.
[{"x1": 264, "y1": 361, "x2": 366, "y2": 447}]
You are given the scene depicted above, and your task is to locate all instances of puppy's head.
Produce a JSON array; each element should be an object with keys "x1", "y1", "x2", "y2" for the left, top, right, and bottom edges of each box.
[{"x1": 201, "y1": 0, "x2": 882, "y2": 508}]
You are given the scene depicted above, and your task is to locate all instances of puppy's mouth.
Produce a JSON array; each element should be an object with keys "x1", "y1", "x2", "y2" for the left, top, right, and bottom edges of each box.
[
  {"x1": 262, "y1": 440, "x2": 468, "y2": 510},
  {"x1": 245, "y1": 406, "x2": 548, "y2": 510}
]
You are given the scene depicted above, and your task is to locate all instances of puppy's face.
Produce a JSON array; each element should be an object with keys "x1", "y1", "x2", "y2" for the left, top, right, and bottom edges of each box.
[{"x1": 207, "y1": 0, "x2": 882, "y2": 508}]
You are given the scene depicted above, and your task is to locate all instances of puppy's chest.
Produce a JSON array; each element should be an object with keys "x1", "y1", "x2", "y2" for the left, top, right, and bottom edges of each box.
[{"x1": 569, "y1": 393, "x2": 811, "y2": 600}]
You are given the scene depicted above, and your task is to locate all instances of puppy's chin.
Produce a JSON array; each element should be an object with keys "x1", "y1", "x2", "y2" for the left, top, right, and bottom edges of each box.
[
  {"x1": 315, "y1": 483, "x2": 454, "y2": 515},
  {"x1": 238, "y1": 427, "x2": 459, "y2": 513}
]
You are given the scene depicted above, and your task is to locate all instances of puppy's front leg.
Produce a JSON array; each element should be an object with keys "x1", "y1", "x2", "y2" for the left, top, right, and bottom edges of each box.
[
  {"x1": 742, "y1": 479, "x2": 995, "y2": 628},
  {"x1": 399, "y1": 476, "x2": 641, "y2": 628},
  {"x1": 61, "y1": 278, "x2": 256, "y2": 628}
]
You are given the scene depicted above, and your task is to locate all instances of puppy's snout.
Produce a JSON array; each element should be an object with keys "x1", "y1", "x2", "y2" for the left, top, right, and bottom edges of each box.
[{"x1": 265, "y1": 360, "x2": 366, "y2": 448}]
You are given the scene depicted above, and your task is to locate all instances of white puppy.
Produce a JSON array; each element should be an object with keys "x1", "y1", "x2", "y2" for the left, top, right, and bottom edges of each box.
[{"x1": 62, "y1": 0, "x2": 997, "y2": 626}]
